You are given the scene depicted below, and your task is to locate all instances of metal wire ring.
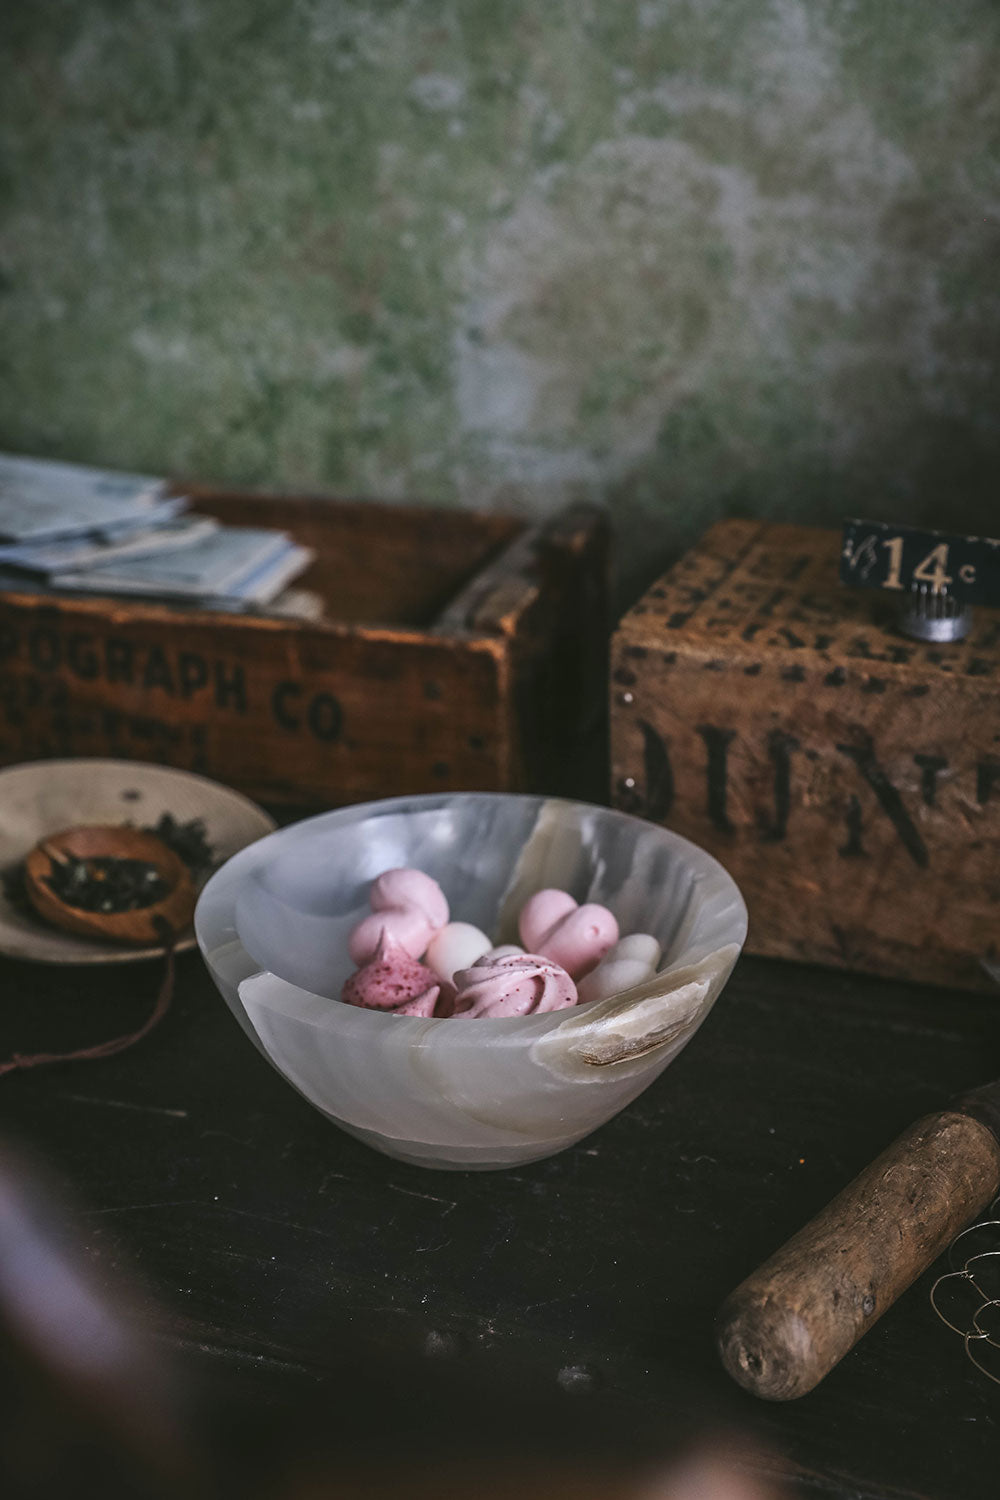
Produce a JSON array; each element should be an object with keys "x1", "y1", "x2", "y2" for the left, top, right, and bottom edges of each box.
[
  {"x1": 947, "y1": 1219, "x2": 1000, "y2": 1272},
  {"x1": 963, "y1": 1249, "x2": 1000, "y2": 1278},
  {"x1": 970, "y1": 1295, "x2": 1000, "y2": 1349},
  {"x1": 966, "y1": 1306, "x2": 1000, "y2": 1386},
  {"x1": 932, "y1": 1197, "x2": 1000, "y2": 1383},
  {"x1": 930, "y1": 1269, "x2": 982, "y2": 1337}
]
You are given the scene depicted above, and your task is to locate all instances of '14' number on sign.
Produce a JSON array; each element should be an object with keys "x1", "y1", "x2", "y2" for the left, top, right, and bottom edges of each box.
[{"x1": 882, "y1": 538, "x2": 957, "y2": 594}]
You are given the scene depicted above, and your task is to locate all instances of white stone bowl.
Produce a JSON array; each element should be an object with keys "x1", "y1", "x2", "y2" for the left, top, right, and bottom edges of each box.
[{"x1": 194, "y1": 793, "x2": 747, "y2": 1170}]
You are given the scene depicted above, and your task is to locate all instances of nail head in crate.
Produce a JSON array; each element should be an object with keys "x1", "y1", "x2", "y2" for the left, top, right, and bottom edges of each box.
[
  {"x1": 0, "y1": 490, "x2": 609, "y2": 808},
  {"x1": 610, "y1": 518, "x2": 1000, "y2": 993}
]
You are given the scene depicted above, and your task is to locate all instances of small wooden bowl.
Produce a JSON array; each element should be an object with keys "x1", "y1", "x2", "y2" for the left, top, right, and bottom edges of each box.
[{"x1": 24, "y1": 826, "x2": 196, "y2": 947}]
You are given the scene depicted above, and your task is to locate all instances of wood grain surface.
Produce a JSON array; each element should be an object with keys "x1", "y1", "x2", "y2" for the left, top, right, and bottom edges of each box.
[
  {"x1": 24, "y1": 825, "x2": 195, "y2": 947},
  {"x1": 1, "y1": 945, "x2": 998, "y2": 1500},
  {"x1": 716, "y1": 1109, "x2": 1000, "y2": 1400},
  {"x1": 611, "y1": 519, "x2": 1000, "y2": 990},
  {"x1": 0, "y1": 495, "x2": 609, "y2": 809}
]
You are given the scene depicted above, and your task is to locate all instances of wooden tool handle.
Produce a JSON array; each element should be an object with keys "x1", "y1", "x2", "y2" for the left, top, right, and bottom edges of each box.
[{"x1": 716, "y1": 1107, "x2": 1000, "y2": 1401}]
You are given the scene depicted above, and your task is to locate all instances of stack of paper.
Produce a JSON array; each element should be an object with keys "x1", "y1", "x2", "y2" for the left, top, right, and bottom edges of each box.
[
  {"x1": 0, "y1": 516, "x2": 220, "y2": 577},
  {"x1": 0, "y1": 453, "x2": 183, "y2": 542},
  {"x1": 0, "y1": 453, "x2": 314, "y2": 611},
  {"x1": 54, "y1": 526, "x2": 314, "y2": 607}
]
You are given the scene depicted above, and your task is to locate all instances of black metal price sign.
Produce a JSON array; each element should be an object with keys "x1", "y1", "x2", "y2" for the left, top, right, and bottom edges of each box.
[{"x1": 841, "y1": 519, "x2": 1000, "y2": 605}]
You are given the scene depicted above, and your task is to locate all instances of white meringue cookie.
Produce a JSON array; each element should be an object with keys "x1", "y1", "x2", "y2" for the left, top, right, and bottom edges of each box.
[
  {"x1": 576, "y1": 933, "x2": 661, "y2": 1005},
  {"x1": 607, "y1": 933, "x2": 661, "y2": 968},
  {"x1": 424, "y1": 922, "x2": 491, "y2": 985}
]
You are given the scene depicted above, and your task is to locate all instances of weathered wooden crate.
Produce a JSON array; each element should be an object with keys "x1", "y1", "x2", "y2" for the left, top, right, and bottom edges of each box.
[
  {"x1": 0, "y1": 491, "x2": 608, "y2": 808},
  {"x1": 611, "y1": 519, "x2": 1000, "y2": 993}
]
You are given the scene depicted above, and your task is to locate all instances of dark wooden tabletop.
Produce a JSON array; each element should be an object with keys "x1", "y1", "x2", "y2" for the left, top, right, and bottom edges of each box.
[{"x1": 2, "y1": 944, "x2": 997, "y2": 1499}]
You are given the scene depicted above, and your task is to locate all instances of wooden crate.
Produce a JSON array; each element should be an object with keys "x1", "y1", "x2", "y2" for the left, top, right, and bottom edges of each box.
[
  {"x1": 611, "y1": 519, "x2": 1000, "y2": 993},
  {"x1": 0, "y1": 491, "x2": 608, "y2": 809}
]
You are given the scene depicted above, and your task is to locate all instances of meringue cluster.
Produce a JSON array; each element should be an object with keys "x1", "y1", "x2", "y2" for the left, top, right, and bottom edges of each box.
[{"x1": 340, "y1": 868, "x2": 662, "y2": 1020}]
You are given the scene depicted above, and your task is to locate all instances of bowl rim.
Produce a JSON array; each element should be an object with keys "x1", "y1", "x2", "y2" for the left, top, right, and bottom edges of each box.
[
  {"x1": 198, "y1": 789, "x2": 747, "y2": 907},
  {"x1": 195, "y1": 791, "x2": 748, "y2": 1016}
]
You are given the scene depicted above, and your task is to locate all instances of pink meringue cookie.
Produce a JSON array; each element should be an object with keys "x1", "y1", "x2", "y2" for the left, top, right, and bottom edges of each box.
[
  {"x1": 348, "y1": 906, "x2": 434, "y2": 966},
  {"x1": 540, "y1": 903, "x2": 619, "y2": 977},
  {"x1": 518, "y1": 889, "x2": 577, "y2": 952},
  {"x1": 518, "y1": 890, "x2": 619, "y2": 979},
  {"x1": 347, "y1": 867, "x2": 450, "y2": 964},
  {"x1": 451, "y1": 951, "x2": 577, "y2": 1020},
  {"x1": 341, "y1": 932, "x2": 442, "y2": 1017},
  {"x1": 371, "y1": 868, "x2": 449, "y2": 929},
  {"x1": 393, "y1": 988, "x2": 441, "y2": 1019}
]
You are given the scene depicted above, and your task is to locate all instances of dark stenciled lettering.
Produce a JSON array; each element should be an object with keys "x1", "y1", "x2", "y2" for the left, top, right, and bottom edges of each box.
[
  {"x1": 66, "y1": 633, "x2": 99, "y2": 680},
  {"x1": 639, "y1": 719, "x2": 674, "y2": 821},
  {"x1": 142, "y1": 646, "x2": 176, "y2": 695},
  {"x1": 977, "y1": 759, "x2": 1000, "y2": 806},
  {"x1": 272, "y1": 680, "x2": 302, "y2": 730},
  {"x1": 913, "y1": 753, "x2": 947, "y2": 807},
  {"x1": 838, "y1": 795, "x2": 867, "y2": 858},
  {"x1": 836, "y1": 736, "x2": 928, "y2": 868},
  {"x1": 178, "y1": 652, "x2": 209, "y2": 699},
  {"x1": 105, "y1": 638, "x2": 135, "y2": 684},
  {"x1": 307, "y1": 693, "x2": 342, "y2": 742},
  {"x1": 763, "y1": 731, "x2": 799, "y2": 840},
  {"x1": 272, "y1": 682, "x2": 343, "y2": 741},
  {"x1": 0, "y1": 622, "x2": 252, "y2": 716},
  {"x1": 697, "y1": 725, "x2": 736, "y2": 834},
  {"x1": 214, "y1": 661, "x2": 247, "y2": 713},
  {"x1": 28, "y1": 628, "x2": 61, "y2": 671}
]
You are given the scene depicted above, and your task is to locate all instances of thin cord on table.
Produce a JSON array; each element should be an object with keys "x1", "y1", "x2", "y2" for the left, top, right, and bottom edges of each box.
[{"x1": 0, "y1": 929, "x2": 176, "y2": 1077}]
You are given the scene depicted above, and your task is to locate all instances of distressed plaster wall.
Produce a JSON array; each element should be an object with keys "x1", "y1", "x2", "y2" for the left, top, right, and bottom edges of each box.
[{"x1": 1, "y1": 1, "x2": 999, "y2": 594}]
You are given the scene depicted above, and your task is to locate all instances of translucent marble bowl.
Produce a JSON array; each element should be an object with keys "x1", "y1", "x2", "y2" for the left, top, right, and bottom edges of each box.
[{"x1": 195, "y1": 793, "x2": 747, "y2": 1170}]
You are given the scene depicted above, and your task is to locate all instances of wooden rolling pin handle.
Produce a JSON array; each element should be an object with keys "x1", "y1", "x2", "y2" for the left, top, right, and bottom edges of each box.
[{"x1": 716, "y1": 1089, "x2": 1000, "y2": 1401}]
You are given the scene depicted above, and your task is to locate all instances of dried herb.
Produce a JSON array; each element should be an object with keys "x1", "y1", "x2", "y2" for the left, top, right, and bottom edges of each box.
[
  {"x1": 3, "y1": 813, "x2": 216, "y2": 931},
  {"x1": 145, "y1": 814, "x2": 215, "y2": 877},
  {"x1": 44, "y1": 853, "x2": 168, "y2": 913}
]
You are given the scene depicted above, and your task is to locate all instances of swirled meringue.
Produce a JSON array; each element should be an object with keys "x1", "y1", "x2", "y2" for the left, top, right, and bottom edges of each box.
[{"x1": 451, "y1": 950, "x2": 577, "y2": 1020}]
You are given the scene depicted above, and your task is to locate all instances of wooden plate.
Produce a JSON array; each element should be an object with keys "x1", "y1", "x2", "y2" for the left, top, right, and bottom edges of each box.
[{"x1": 0, "y1": 759, "x2": 275, "y2": 964}]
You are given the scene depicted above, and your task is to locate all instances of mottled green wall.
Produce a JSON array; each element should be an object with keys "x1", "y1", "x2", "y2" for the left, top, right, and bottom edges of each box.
[{"x1": 2, "y1": 1, "x2": 999, "y2": 594}]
